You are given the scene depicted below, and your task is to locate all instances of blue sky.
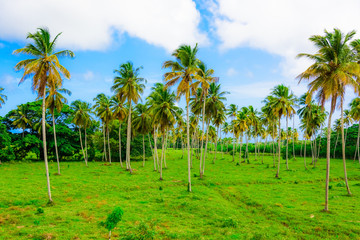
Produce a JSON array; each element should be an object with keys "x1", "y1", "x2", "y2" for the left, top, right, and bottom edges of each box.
[{"x1": 1, "y1": 0, "x2": 360, "y2": 129}]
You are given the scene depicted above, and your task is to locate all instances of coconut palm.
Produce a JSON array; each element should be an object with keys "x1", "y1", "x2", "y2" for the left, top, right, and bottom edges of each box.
[
  {"x1": 163, "y1": 44, "x2": 200, "y2": 192},
  {"x1": 227, "y1": 104, "x2": 238, "y2": 162},
  {"x1": 71, "y1": 100, "x2": 92, "y2": 166},
  {"x1": 0, "y1": 87, "x2": 6, "y2": 108},
  {"x1": 112, "y1": 61, "x2": 146, "y2": 174},
  {"x1": 110, "y1": 96, "x2": 128, "y2": 167},
  {"x1": 46, "y1": 82, "x2": 71, "y2": 175},
  {"x1": 13, "y1": 28, "x2": 74, "y2": 202},
  {"x1": 234, "y1": 110, "x2": 248, "y2": 164},
  {"x1": 297, "y1": 28, "x2": 360, "y2": 210},
  {"x1": 350, "y1": 98, "x2": 360, "y2": 163},
  {"x1": 10, "y1": 104, "x2": 32, "y2": 137},
  {"x1": 132, "y1": 103, "x2": 151, "y2": 167},
  {"x1": 213, "y1": 110, "x2": 226, "y2": 163}
]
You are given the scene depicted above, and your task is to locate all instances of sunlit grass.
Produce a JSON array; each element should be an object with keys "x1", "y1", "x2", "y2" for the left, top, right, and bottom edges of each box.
[{"x1": 0, "y1": 150, "x2": 360, "y2": 239}]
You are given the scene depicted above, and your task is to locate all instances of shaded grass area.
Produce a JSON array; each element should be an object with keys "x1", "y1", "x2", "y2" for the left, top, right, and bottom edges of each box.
[{"x1": 0, "y1": 150, "x2": 360, "y2": 239}]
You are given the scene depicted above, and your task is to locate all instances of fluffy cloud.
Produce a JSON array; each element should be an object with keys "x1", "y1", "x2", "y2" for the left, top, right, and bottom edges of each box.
[
  {"x1": 211, "y1": 0, "x2": 360, "y2": 77},
  {"x1": 0, "y1": 0, "x2": 208, "y2": 52}
]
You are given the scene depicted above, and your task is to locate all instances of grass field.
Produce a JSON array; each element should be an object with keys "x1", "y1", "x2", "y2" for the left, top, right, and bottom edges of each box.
[{"x1": 1, "y1": 150, "x2": 360, "y2": 239}]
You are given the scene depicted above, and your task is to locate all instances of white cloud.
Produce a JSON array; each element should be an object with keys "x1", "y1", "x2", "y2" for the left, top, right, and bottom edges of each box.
[
  {"x1": 0, "y1": 0, "x2": 208, "y2": 52},
  {"x1": 211, "y1": 0, "x2": 360, "y2": 78},
  {"x1": 1, "y1": 75, "x2": 19, "y2": 90},
  {"x1": 83, "y1": 71, "x2": 95, "y2": 81},
  {"x1": 226, "y1": 67, "x2": 238, "y2": 76}
]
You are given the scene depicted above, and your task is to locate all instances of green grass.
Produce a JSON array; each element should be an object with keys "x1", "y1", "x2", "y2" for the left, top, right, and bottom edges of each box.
[{"x1": 1, "y1": 150, "x2": 360, "y2": 239}]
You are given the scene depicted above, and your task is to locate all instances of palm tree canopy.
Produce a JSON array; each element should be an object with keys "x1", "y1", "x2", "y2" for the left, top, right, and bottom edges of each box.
[
  {"x1": 0, "y1": 87, "x2": 7, "y2": 108},
  {"x1": 13, "y1": 27, "x2": 74, "y2": 97},
  {"x1": 46, "y1": 82, "x2": 71, "y2": 115}
]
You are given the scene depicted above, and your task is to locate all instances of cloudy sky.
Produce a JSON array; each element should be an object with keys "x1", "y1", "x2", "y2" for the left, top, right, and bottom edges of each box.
[{"x1": 1, "y1": 0, "x2": 360, "y2": 125}]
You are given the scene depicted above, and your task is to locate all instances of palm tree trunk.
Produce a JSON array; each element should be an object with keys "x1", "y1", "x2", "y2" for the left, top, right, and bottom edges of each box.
[
  {"x1": 202, "y1": 123, "x2": 210, "y2": 177},
  {"x1": 272, "y1": 124, "x2": 275, "y2": 167},
  {"x1": 213, "y1": 126, "x2": 219, "y2": 164},
  {"x1": 160, "y1": 133, "x2": 164, "y2": 180},
  {"x1": 355, "y1": 121, "x2": 360, "y2": 162},
  {"x1": 148, "y1": 133, "x2": 156, "y2": 171},
  {"x1": 186, "y1": 100, "x2": 192, "y2": 192},
  {"x1": 310, "y1": 136, "x2": 314, "y2": 165},
  {"x1": 340, "y1": 102, "x2": 352, "y2": 195},
  {"x1": 154, "y1": 127, "x2": 159, "y2": 172},
  {"x1": 103, "y1": 123, "x2": 107, "y2": 162},
  {"x1": 85, "y1": 128, "x2": 88, "y2": 166},
  {"x1": 107, "y1": 125, "x2": 111, "y2": 164},
  {"x1": 254, "y1": 135, "x2": 257, "y2": 161},
  {"x1": 142, "y1": 135, "x2": 145, "y2": 167},
  {"x1": 119, "y1": 123, "x2": 123, "y2": 167},
  {"x1": 304, "y1": 140, "x2": 307, "y2": 170},
  {"x1": 79, "y1": 128, "x2": 86, "y2": 164},
  {"x1": 126, "y1": 102, "x2": 132, "y2": 173},
  {"x1": 286, "y1": 116, "x2": 289, "y2": 170},
  {"x1": 324, "y1": 107, "x2": 334, "y2": 212},
  {"x1": 52, "y1": 113, "x2": 60, "y2": 175},
  {"x1": 42, "y1": 91, "x2": 52, "y2": 202},
  {"x1": 245, "y1": 134, "x2": 249, "y2": 162},
  {"x1": 293, "y1": 117, "x2": 296, "y2": 160},
  {"x1": 200, "y1": 96, "x2": 206, "y2": 176},
  {"x1": 164, "y1": 130, "x2": 168, "y2": 168},
  {"x1": 232, "y1": 126, "x2": 235, "y2": 162},
  {"x1": 221, "y1": 126, "x2": 224, "y2": 159},
  {"x1": 239, "y1": 135, "x2": 243, "y2": 164},
  {"x1": 333, "y1": 132, "x2": 339, "y2": 159},
  {"x1": 313, "y1": 132, "x2": 317, "y2": 168},
  {"x1": 276, "y1": 118, "x2": 281, "y2": 178},
  {"x1": 317, "y1": 128, "x2": 322, "y2": 161},
  {"x1": 262, "y1": 137, "x2": 267, "y2": 164}
]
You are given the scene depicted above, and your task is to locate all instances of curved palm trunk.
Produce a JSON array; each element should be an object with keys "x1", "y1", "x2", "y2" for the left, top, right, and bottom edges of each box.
[
  {"x1": 340, "y1": 103, "x2": 352, "y2": 195},
  {"x1": 142, "y1": 135, "x2": 145, "y2": 167},
  {"x1": 79, "y1": 128, "x2": 86, "y2": 165},
  {"x1": 52, "y1": 113, "x2": 60, "y2": 175},
  {"x1": 42, "y1": 91, "x2": 52, "y2": 202},
  {"x1": 126, "y1": 102, "x2": 132, "y2": 173},
  {"x1": 286, "y1": 116, "x2": 289, "y2": 170},
  {"x1": 276, "y1": 118, "x2": 281, "y2": 178},
  {"x1": 107, "y1": 125, "x2": 111, "y2": 164},
  {"x1": 186, "y1": 100, "x2": 192, "y2": 192},
  {"x1": 119, "y1": 123, "x2": 123, "y2": 167},
  {"x1": 304, "y1": 140, "x2": 307, "y2": 170},
  {"x1": 324, "y1": 108, "x2": 334, "y2": 212}
]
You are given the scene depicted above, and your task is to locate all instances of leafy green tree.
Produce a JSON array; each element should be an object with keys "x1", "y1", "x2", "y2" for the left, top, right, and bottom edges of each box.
[
  {"x1": 103, "y1": 207, "x2": 124, "y2": 240},
  {"x1": 9, "y1": 104, "x2": 32, "y2": 137}
]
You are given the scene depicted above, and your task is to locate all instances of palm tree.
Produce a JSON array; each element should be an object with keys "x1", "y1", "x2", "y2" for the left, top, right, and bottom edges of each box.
[
  {"x1": 350, "y1": 98, "x2": 360, "y2": 163},
  {"x1": 234, "y1": 110, "x2": 248, "y2": 164},
  {"x1": 93, "y1": 94, "x2": 113, "y2": 164},
  {"x1": 0, "y1": 87, "x2": 7, "y2": 108},
  {"x1": 264, "y1": 85, "x2": 293, "y2": 178},
  {"x1": 71, "y1": 100, "x2": 92, "y2": 166},
  {"x1": 163, "y1": 44, "x2": 200, "y2": 192},
  {"x1": 213, "y1": 111, "x2": 226, "y2": 163},
  {"x1": 13, "y1": 28, "x2": 74, "y2": 202},
  {"x1": 149, "y1": 84, "x2": 179, "y2": 180},
  {"x1": 132, "y1": 103, "x2": 151, "y2": 167},
  {"x1": 227, "y1": 104, "x2": 238, "y2": 162},
  {"x1": 10, "y1": 104, "x2": 32, "y2": 137},
  {"x1": 297, "y1": 28, "x2": 360, "y2": 210},
  {"x1": 110, "y1": 96, "x2": 128, "y2": 167},
  {"x1": 112, "y1": 61, "x2": 146, "y2": 174},
  {"x1": 46, "y1": 83, "x2": 71, "y2": 175}
]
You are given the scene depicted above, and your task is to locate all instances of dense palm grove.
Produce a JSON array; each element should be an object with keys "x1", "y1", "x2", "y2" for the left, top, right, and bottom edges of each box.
[{"x1": 1, "y1": 27, "x2": 360, "y2": 212}]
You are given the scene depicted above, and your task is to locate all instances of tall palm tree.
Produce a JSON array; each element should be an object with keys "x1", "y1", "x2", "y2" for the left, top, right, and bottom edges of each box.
[
  {"x1": 163, "y1": 44, "x2": 200, "y2": 192},
  {"x1": 112, "y1": 61, "x2": 146, "y2": 174},
  {"x1": 132, "y1": 103, "x2": 152, "y2": 167},
  {"x1": 227, "y1": 104, "x2": 238, "y2": 162},
  {"x1": 350, "y1": 98, "x2": 360, "y2": 163},
  {"x1": 46, "y1": 83, "x2": 71, "y2": 175},
  {"x1": 10, "y1": 104, "x2": 32, "y2": 137},
  {"x1": 93, "y1": 94, "x2": 113, "y2": 164},
  {"x1": 71, "y1": 100, "x2": 92, "y2": 166},
  {"x1": 297, "y1": 28, "x2": 360, "y2": 211},
  {"x1": 13, "y1": 28, "x2": 74, "y2": 202},
  {"x1": 0, "y1": 87, "x2": 7, "y2": 108},
  {"x1": 264, "y1": 85, "x2": 293, "y2": 178},
  {"x1": 110, "y1": 96, "x2": 128, "y2": 167},
  {"x1": 234, "y1": 110, "x2": 248, "y2": 165}
]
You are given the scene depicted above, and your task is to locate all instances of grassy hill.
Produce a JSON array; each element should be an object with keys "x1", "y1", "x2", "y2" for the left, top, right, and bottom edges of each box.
[{"x1": 0, "y1": 150, "x2": 360, "y2": 239}]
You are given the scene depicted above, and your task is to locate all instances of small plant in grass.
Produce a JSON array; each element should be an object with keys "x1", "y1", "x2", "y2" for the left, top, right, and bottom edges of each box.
[
  {"x1": 102, "y1": 207, "x2": 124, "y2": 240},
  {"x1": 36, "y1": 207, "x2": 44, "y2": 214},
  {"x1": 221, "y1": 218, "x2": 238, "y2": 228}
]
